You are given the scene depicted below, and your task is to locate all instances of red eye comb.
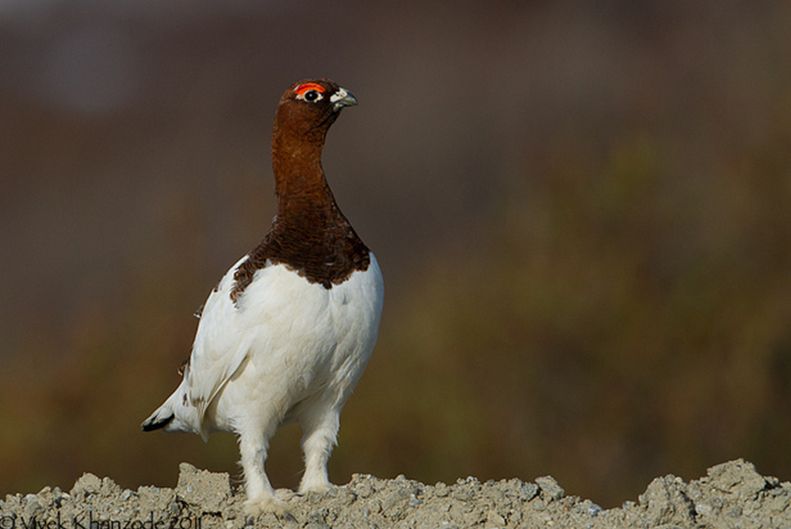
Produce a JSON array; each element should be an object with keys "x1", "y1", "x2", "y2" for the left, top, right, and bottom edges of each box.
[{"x1": 294, "y1": 82, "x2": 326, "y2": 96}]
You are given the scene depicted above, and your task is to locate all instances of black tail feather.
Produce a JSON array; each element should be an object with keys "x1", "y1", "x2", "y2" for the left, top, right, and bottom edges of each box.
[{"x1": 141, "y1": 413, "x2": 174, "y2": 432}]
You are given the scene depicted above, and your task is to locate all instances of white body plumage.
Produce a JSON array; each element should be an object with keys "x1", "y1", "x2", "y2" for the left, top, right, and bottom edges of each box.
[{"x1": 144, "y1": 253, "x2": 383, "y2": 506}]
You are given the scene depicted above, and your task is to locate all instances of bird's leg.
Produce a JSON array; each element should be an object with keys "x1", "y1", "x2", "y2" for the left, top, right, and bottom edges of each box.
[
  {"x1": 298, "y1": 406, "x2": 340, "y2": 494},
  {"x1": 239, "y1": 422, "x2": 283, "y2": 514}
]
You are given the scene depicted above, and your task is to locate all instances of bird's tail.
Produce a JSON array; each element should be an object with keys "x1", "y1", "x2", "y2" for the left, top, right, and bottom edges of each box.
[
  {"x1": 141, "y1": 384, "x2": 199, "y2": 435},
  {"x1": 141, "y1": 403, "x2": 175, "y2": 431}
]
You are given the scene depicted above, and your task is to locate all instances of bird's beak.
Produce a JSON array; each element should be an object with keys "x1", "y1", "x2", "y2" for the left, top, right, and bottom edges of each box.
[{"x1": 331, "y1": 87, "x2": 358, "y2": 112}]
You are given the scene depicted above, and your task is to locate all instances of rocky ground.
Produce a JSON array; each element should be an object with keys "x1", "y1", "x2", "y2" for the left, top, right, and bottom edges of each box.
[{"x1": 1, "y1": 459, "x2": 789, "y2": 529}]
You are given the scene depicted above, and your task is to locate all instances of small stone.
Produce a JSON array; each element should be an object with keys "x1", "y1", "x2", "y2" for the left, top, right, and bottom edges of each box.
[
  {"x1": 535, "y1": 476, "x2": 565, "y2": 501},
  {"x1": 706, "y1": 459, "x2": 767, "y2": 499},
  {"x1": 336, "y1": 488, "x2": 356, "y2": 506},
  {"x1": 639, "y1": 475, "x2": 695, "y2": 527},
  {"x1": 579, "y1": 500, "x2": 602, "y2": 517},
  {"x1": 380, "y1": 487, "x2": 410, "y2": 512},
  {"x1": 24, "y1": 497, "x2": 42, "y2": 518},
  {"x1": 451, "y1": 487, "x2": 474, "y2": 501},
  {"x1": 176, "y1": 463, "x2": 231, "y2": 512},
  {"x1": 71, "y1": 473, "x2": 102, "y2": 497},
  {"x1": 137, "y1": 486, "x2": 176, "y2": 514},
  {"x1": 101, "y1": 478, "x2": 121, "y2": 495},
  {"x1": 355, "y1": 479, "x2": 374, "y2": 499},
  {"x1": 519, "y1": 483, "x2": 539, "y2": 501},
  {"x1": 53, "y1": 491, "x2": 69, "y2": 509}
]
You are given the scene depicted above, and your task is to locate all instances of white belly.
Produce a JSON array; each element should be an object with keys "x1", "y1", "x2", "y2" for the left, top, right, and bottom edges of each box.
[{"x1": 207, "y1": 254, "x2": 384, "y2": 432}]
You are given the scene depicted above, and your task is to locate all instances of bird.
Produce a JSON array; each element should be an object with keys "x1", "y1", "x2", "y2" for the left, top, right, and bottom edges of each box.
[{"x1": 141, "y1": 79, "x2": 384, "y2": 514}]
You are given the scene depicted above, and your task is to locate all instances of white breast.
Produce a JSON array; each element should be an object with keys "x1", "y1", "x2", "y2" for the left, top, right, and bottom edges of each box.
[{"x1": 188, "y1": 253, "x2": 384, "y2": 433}]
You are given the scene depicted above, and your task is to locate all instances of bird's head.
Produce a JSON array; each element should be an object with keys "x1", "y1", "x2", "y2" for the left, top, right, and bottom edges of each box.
[{"x1": 274, "y1": 79, "x2": 358, "y2": 142}]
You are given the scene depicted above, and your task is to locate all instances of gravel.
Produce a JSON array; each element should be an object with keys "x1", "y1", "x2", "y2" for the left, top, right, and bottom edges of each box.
[{"x1": 1, "y1": 459, "x2": 788, "y2": 529}]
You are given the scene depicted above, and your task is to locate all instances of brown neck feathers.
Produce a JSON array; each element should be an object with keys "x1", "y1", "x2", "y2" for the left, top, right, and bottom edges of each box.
[{"x1": 229, "y1": 96, "x2": 370, "y2": 301}]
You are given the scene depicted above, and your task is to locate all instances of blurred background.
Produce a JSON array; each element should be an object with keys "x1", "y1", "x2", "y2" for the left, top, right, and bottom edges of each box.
[{"x1": 1, "y1": 0, "x2": 790, "y2": 506}]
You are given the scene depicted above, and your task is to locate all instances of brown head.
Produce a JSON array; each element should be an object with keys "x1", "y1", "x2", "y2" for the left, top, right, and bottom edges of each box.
[
  {"x1": 272, "y1": 79, "x2": 358, "y2": 198},
  {"x1": 273, "y1": 79, "x2": 357, "y2": 152}
]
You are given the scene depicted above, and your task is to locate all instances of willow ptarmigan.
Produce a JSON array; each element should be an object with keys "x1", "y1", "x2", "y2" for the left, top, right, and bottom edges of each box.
[{"x1": 142, "y1": 79, "x2": 384, "y2": 513}]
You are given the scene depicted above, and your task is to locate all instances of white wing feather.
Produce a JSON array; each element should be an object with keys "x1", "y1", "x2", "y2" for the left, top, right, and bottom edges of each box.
[{"x1": 184, "y1": 256, "x2": 252, "y2": 438}]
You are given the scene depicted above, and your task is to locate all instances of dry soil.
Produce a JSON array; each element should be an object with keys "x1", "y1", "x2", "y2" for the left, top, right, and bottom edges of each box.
[{"x1": 2, "y1": 459, "x2": 789, "y2": 528}]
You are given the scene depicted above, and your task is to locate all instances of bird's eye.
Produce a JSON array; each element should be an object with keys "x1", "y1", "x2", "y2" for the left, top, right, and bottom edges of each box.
[{"x1": 294, "y1": 82, "x2": 326, "y2": 103}]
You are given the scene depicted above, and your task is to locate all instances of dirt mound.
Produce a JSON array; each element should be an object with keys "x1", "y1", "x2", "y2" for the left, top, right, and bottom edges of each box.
[{"x1": 1, "y1": 459, "x2": 788, "y2": 528}]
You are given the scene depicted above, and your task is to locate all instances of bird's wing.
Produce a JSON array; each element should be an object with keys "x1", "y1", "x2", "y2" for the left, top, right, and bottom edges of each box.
[{"x1": 183, "y1": 256, "x2": 253, "y2": 439}]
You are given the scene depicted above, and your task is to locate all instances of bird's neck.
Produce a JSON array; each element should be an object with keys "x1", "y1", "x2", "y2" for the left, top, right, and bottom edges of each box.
[{"x1": 271, "y1": 126, "x2": 341, "y2": 225}]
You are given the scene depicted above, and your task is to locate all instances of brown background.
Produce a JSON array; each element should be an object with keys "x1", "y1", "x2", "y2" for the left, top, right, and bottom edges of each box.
[{"x1": 1, "y1": 0, "x2": 790, "y2": 506}]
